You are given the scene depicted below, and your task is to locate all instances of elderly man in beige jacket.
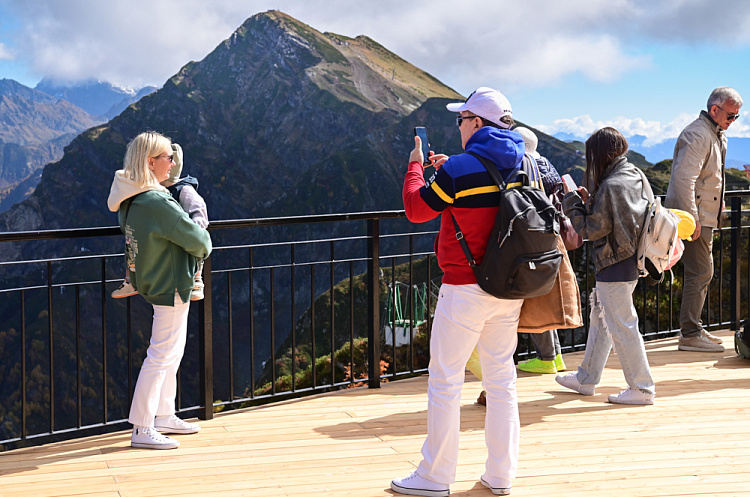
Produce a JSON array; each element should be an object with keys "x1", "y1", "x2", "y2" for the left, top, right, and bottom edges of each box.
[{"x1": 665, "y1": 87, "x2": 743, "y2": 353}]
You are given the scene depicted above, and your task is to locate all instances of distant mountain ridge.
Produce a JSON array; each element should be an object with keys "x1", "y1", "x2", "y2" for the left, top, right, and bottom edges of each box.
[
  {"x1": 553, "y1": 131, "x2": 750, "y2": 168},
  {"x1": 35, "y1": 78, "x2": 158, "y2": 119},
  {"x1": 0, "y1": 78, "x2": 157, "y2": 211}
]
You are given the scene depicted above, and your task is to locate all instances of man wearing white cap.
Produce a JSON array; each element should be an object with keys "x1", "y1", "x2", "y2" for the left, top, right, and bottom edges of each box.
[{"x1": 392, "y1": 87, "x2": 525, "y2": 496}]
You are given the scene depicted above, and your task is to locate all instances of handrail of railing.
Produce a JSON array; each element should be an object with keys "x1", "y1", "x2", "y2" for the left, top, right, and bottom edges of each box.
[{"x1": 0, "y1": 210, "x2": 408, "y2": 242}]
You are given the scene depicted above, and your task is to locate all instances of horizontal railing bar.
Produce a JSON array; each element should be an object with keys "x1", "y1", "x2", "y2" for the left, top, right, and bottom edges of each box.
[
  {"x1": 0, "y1": 253, "x2": 124, "y2": 267},
  {"x1": 206, "y1": 210, "x2": 406, "y2": 230},
  {"x1": 210, "y1": 251, "x2": 437, "y2": 274},
  {"x1": 0, "y1": 211, "x2": 408, "y2": 243}
]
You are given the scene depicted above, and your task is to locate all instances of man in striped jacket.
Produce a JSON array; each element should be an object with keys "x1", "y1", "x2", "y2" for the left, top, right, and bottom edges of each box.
[{"x1": 391, "y1": 87, "x2": 525, "y2": 497}]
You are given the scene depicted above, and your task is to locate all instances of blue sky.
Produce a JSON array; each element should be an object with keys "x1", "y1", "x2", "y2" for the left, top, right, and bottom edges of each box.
[{"x1": 3, "y1": 0, "x2": 750, "y2": 145}]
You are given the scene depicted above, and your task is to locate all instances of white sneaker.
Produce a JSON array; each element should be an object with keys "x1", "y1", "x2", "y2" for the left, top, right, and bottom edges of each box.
[
  {"x1": 190, "y1": 280, "x2": 204, "y2": 301},
  {"x1": 702, "y1": 329, "x2": 724, "y2": 344},
  {"x1": 391, "y1": 471, "x2": 449, "y2": 497},
  {"x1": 678, "y1": 334, "x2": 725, "y2": 352},
  {"x1": 555, "y1": 373, "x2": 595, "y2": 395},
  {"x1": 131, "y1": 426, "x2": 180, "y2": 449},
  {"x1": 111, "y1": 280, "x2": 137, "y2": 298},
  {"x1": 608, "y1": 388, "x2": 654, "y2": 405},
  {"x1": 480, "y1": 476, "x2": 511, "y2": 495},
  {"x1": 154, "y1": 414, "x2": 201, "y2": 434}
]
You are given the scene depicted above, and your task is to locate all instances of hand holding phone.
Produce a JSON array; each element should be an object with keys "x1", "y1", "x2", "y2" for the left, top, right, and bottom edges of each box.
[
  {"x1": 561, "y1": 174, "x2": 577, "y2": 193},
  {"x1": 414, "y1": 127, "x2": 431, "y2": 165}
]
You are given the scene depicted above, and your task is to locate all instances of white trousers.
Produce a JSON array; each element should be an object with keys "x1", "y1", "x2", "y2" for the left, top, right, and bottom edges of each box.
[
  {"x1": 128, "y1": 293, "x2": 190, "y2": 427},
  {"x1": 417, "y1": 284, "x2": 523, "y2": 489}
]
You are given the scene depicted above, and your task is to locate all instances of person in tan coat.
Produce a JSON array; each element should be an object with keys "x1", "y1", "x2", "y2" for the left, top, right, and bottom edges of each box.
[{"x1": 665, "y1": 87, "x2": 743, "y2": 353}]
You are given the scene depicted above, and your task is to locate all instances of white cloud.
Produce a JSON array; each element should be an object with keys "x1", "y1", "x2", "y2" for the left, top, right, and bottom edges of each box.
[
  {"x1": 2, "y1": 0, "x2": 750, "y2": 150},
  {"x1": 0, "y1": 0, "x2": 671, "y2": 91},
  {"x1": 536, "y1": 113, "x2": 696, "y2": 145},
  {"x1": 538, "y1": 108, "x2": 750, "y2": 145},
  {"x1": 0, "y1": 43, "x2": 12, "y2": 60}
]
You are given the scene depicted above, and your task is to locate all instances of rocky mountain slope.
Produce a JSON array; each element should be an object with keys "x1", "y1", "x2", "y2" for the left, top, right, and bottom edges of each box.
[
  {"x1": 0, "y1": 10, "x2": 584, "y2": 235},
  {"x1": 0, "y1": 79, "x2": 102, "y2": 197}
]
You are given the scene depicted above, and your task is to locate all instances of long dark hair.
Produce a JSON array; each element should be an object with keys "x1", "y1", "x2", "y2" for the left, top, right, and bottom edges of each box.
[{"x1": 585, "y1": 127, "x2": 628, "y2": 191}]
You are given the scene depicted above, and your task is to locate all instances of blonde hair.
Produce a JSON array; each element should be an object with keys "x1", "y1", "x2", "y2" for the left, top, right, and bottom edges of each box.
[{"x1": 123, "y1": 131, "x2": 172, "y2": 188}]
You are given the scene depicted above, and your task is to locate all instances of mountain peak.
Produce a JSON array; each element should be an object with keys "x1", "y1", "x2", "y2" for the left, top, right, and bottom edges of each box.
[{"x1": 223, "y1": 10, "x2": 462, "y2": 114}]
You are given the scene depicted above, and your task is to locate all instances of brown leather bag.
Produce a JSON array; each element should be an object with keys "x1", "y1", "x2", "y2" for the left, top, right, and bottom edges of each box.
[
  {"x1": 550, "y1": 183, "x2": 583, "y2": 250},
  {"x1": 518, "y1": 236, "x2": 583, "y2": 333}
]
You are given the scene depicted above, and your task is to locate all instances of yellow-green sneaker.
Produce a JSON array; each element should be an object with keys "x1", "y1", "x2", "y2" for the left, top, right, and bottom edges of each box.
[
  {"x1": 517, "y1": 357, "x2": 557, "y2": 374},
  {"x1": 554, "y1": 353, "x2": 567, "y2": 372}
]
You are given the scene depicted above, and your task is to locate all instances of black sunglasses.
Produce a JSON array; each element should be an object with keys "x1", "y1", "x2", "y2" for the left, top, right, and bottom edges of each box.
[
  {"x1": 456, "y1": 115, "x2": 479, "y2": 127},
  {"x1": 715, "y1": 104, "x2": 740, "y2": 121}
]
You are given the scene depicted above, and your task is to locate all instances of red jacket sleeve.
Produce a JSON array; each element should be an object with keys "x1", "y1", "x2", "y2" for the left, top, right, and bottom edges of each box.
[{"x1": 403, "y1": 161, "x2": 440, "y2": 223}]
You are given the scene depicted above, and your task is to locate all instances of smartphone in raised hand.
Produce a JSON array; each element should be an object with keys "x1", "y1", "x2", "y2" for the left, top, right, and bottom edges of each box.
[
  {"x1": 561, "y1": 174, "x2": 577, "y2": 193},
  {"x1": 414, "y1": 127, "x2": 431, "y2": 165}
]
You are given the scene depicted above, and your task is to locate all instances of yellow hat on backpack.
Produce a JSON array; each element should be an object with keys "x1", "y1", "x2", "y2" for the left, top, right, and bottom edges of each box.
[{"x1": 670, "y1": 208, "x2": 696, "y2": 241}]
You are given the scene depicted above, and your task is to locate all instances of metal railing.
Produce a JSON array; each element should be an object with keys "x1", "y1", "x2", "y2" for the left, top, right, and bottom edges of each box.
[{"x1": 1, "y1": 193, "x2": 749, "y2": 451}]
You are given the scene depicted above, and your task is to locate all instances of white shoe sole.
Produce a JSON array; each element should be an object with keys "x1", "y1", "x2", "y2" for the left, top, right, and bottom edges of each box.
[
  {"x1": 677, "y1": 344, "x2": 725, "y2": 352},
  {"x1": 480, "y1": 476, "x2": 511, "y2": 495},
  {"x1": 608, "y1": 396, "x2": 654, "y2": 405},
  {"x1": 112, "y1": 291, "x2": 137, "y2": 298},
  {"x1": 131, "y1": 440, "x2": 180, "y2": 449},
  {"x1": 154, "y1": 425, "x2": 201, "y2": 434},
  {"x1": 390, "y1": 481, "x2": 449, "y2": 497}
]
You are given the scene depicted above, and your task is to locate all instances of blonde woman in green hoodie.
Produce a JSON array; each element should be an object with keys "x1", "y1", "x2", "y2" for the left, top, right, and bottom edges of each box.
[{"x1": 107, "y1": 131, "x2": 212, "y2": 449}]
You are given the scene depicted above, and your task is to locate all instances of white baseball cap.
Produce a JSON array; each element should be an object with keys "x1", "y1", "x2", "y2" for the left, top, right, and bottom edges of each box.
[{"x1": 446, "y1": 87, "x2": 513, "y2": 129}]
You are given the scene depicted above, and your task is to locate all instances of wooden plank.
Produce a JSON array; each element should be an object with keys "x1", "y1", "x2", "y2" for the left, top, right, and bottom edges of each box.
[{"x1": 0, "y1": 330, "x2": 748, "y2": 497}]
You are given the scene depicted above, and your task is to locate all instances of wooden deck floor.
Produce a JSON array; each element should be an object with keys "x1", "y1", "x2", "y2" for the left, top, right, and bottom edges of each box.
[{"x1": 2, "y1": 329, "x2": 750, "y2": 497}]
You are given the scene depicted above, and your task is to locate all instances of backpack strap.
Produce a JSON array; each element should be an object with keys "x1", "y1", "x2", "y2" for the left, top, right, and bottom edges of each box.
[
  {"x1": 120, "y1": 196, "x2": 136, "y2": 230},
  {"x1": 451, "y1": 213, "x2": 477, "y2": 267},
  {"x1": 634, "y1": 167, "x2": 657, "y2": 240},
  {"x1": 451, "y1": 153, "x2": 539, "y2": 268}
]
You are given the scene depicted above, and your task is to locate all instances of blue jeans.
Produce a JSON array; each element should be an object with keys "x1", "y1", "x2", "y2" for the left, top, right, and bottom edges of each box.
[{"x1": 576, "y1": 281, "x2": 655, "y2": 394}]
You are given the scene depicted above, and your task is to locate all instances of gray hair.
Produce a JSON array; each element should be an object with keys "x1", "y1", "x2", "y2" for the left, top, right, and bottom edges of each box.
[{"x1": 707, "y1": 87, "x2": 743, "y2": 110}]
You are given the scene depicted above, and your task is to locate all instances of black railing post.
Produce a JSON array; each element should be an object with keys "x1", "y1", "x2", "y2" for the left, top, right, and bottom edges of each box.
[
  {"x1": 199, "y1": 255, "x2": 214, "y2": 420},
  {"x1": 367, "y1": 219, "x2": 381, "y2": 388},
  {"x1": 730, "y1": 196, "x2": 741, "y2": 331}
]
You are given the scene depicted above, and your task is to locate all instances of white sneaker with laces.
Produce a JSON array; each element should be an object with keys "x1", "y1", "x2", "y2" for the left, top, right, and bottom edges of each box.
[
  {"x1": 608, "y1": 388, "x2": 654, "y2": 405},
  {"x1": 391, "y1": 471, "x2": 449, "y2": 497},
  {"x1": 111, "y1": 280, "x2": 137, "y2": 298},
  {"x1": 678, "y1": 334, "x2": 725, "y2": 352},
  {"x1": 154, "y1": 414, "x2": 201, "y2": 434},
  {"x1": 131, "y1": 426, "x2": 180, "y2": 449},
  {"x1": 555, "y1": 372, "x2": 595, "y2": 395},
  {"x1": 480, "y1": 476, "x2": 511, "y2": 495}
]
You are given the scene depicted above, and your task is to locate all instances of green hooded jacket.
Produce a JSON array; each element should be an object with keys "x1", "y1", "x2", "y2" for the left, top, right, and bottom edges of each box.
[{"x1": 119, "y1": 190, "x2": 212, "y2": 306}]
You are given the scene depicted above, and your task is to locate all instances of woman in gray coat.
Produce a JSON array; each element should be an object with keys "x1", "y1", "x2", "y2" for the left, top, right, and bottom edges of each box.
[{"x1": 555, "y1": 127, "x2": 655, "y2": 405}]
